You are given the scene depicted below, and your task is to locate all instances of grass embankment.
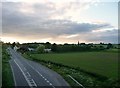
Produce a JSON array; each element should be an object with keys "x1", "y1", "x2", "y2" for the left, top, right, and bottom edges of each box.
[
  {"x1": 2, "y1": 45, "x2": 14, "y2": 87},
  {"x1": 23, "y1": 50, "x2": 119, "y2": 88}
]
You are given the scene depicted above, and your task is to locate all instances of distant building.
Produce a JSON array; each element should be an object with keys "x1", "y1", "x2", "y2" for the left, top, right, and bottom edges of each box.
[
  {"x1": 28, "y1": 48, "x2": 35, "y2": 51},
  {"x1": 14, "y1": 46, "x2": 19, "y2": 51},
  {"x1": 44, "y1": 49, "x2": 51, "y2": 53},
  {"x1": 113, "y1": 44, "x2": 120, "y2": 49}
]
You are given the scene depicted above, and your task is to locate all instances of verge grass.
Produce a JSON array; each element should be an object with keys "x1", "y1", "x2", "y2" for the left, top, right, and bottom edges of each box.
[{"x1": 2, "y1": 45, "x2": 14, "y2": 87}]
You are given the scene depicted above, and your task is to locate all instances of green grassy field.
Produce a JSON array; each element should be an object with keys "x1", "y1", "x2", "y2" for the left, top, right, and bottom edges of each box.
[{"x1": 29, "y1": 51, "x2": 118, "y2": 78}]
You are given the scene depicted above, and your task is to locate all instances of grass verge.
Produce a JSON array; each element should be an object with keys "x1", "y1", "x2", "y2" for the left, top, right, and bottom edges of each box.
[{"x1": 2, "y1": 45, "x2": 14, "y2": 87}]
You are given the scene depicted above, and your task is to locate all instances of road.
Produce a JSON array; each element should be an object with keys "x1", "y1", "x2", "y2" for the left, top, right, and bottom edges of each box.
[{"x1": 8, "y1": 47, "x2": 70, "y2": 87}]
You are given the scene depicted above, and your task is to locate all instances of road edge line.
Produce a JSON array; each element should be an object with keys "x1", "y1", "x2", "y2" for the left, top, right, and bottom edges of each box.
[
  {"x1": 68, "y1": 75, "x2": 85, "y2": 88},
  {"x1": 14, "y1": 59, "x2": 37, "y2": 87},
  {"x1": 9, "y1": 60, "x2": 17, "y2": 86}
]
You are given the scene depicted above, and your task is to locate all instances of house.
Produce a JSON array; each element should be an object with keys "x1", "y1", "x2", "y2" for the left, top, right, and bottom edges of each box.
[
  {"x1": 44, "y1": 49, "x2": 51, "y2": 53},
  {"x1": 28, "y1": 48, "x2": 35, "y2": 51},
  {"x1": 14, "y1": 46, "x2": 19, "y2": 51}
]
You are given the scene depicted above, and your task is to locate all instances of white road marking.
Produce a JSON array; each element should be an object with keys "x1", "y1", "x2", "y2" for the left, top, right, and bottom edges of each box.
[
  {"x1": 25, "y1": 61, "x2": 55, "y2": 88},
  {"x1": 49, "y1": 83, "x2": 52, "y2": 85},
  {"x1": 47, "y1": 80, "x2": 49, "y2": 83},
  {"x1": 68, "y1": 75, "x2": 85, "y2": 88},
  {"x1": 27, "y1": 72, "x2": 31, "y2": 77},
  {"x1": 40, "y1": 74, "x2": 42, "y2": 76},
  {"x1": 31, "y1": 79, "x2": 37, "y2": 87},
  {"x1": 9, "y1": 48, "x2": 56, "y2": 88},
  {"x1": 9, "y1": 61, "x2": 17, "y2": 86},
  {"x1": 14, "y1": 59, "x2": 37, "y2": 87}
]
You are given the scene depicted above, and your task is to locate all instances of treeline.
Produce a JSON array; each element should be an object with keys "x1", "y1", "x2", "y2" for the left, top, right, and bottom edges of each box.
[
  {"x1": 51, "y1": 43, "x2": 114, "y2": 52},
  {"x1": 26, "y1": 42, "x2": 113, "y2": 53},
  {"x1": 4, "y1": 41, "x2": 119, "y2": 53},
  {"x1": 52, "y1": 44, "x2": 98, "y2": 52}
]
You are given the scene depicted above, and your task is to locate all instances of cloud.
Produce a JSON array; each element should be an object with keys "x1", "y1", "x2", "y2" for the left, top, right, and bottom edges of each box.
[
  {"x1": 84, "y1": 29, "x2": 118, "y2": 43},
  {"x1": 2, "y1": 1, "x2": 118, "y2": 43},
  {"x1": 53, "y1": 29, "x2": 118, "y2": 43}
]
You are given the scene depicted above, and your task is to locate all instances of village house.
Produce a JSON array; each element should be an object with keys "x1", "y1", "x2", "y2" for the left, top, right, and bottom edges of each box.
[
  {"x1": 44, "y1": 49, "x2": 51, "y2": 53},
  {"x1": 28, "y1": 48, "x2": 35, "y2": 51},
  {"x1": 14, "y1": 45, "x2": 19, "y2": 51}
]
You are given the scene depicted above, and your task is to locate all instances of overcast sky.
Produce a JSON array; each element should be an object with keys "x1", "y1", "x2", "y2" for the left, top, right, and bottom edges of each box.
[{"x1": 1, "y1": 0, "x2": 119, "y2": 44}]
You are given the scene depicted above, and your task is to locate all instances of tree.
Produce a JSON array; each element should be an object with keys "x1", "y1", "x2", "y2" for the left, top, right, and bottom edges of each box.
[
  {"x1": 12, "y1": 42, "x2": 16, "y2": 49},
  {"x1": 45, "y1": 42, "x2": 51, "y2": 48},
  {"x1": 36, "y1": 44, "x2": 45, "y2": 53},
  {"x1": 16, "y1": 42, "x2": 20, "y2": 46},
  {"x1": 78, "y1": 41, "x2": 80, "y2": 46},
  {"x1": 51, "y1": 43, "x2": 57, "y2": 52},
  {"x1": 107, "y1": 43, "x2": 113, "y2": 49}
]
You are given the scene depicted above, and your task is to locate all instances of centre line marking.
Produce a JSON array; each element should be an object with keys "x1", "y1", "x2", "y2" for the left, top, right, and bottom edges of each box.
[{"x1": 25, "y1": 61, "x2": 55, "y2": 88}]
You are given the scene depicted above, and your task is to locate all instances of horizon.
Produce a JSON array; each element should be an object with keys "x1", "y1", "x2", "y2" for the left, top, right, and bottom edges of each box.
[
  {"x1": 1, "y1": 40, "x2": 119, "y2": 45},
  {"x1": 1, "y1": 0, "x2": 119, "y2": 44}
]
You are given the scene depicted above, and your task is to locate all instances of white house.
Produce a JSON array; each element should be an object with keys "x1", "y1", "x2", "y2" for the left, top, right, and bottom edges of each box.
[
  {"x1": 44, "y1": 49, "x2": 51, "y2": 53},
  {"x1": 14, "y1": 46, "x2": 19, "y2": 51},
  {"x1": 28, "y1": 48, "x2": 35, "y2": 51}
]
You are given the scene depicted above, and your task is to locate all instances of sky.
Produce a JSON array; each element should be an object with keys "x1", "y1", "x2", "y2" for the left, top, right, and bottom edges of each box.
[{"x1": 0, "y1": 0, "x2": 119, "y2": 44}]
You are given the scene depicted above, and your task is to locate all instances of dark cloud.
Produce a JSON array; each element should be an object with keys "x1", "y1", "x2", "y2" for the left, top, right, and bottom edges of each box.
[
  {"x1": 65, "y1": 22, "x2": 112, "y2": 34},
  {"x1": 85, "y1": 29, "x2": 118, "y2": 43},
  {"x1": 60, "y1": 29, "x2": 118, "y2": 43},
  {"x1": 2, "y1": 2, "x2": 118, "y2": 43}
]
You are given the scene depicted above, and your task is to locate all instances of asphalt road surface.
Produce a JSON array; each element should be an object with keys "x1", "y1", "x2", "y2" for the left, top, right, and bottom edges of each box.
[{"x1": 8, "y1": 47, "x2": 70, "y2": 88}]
